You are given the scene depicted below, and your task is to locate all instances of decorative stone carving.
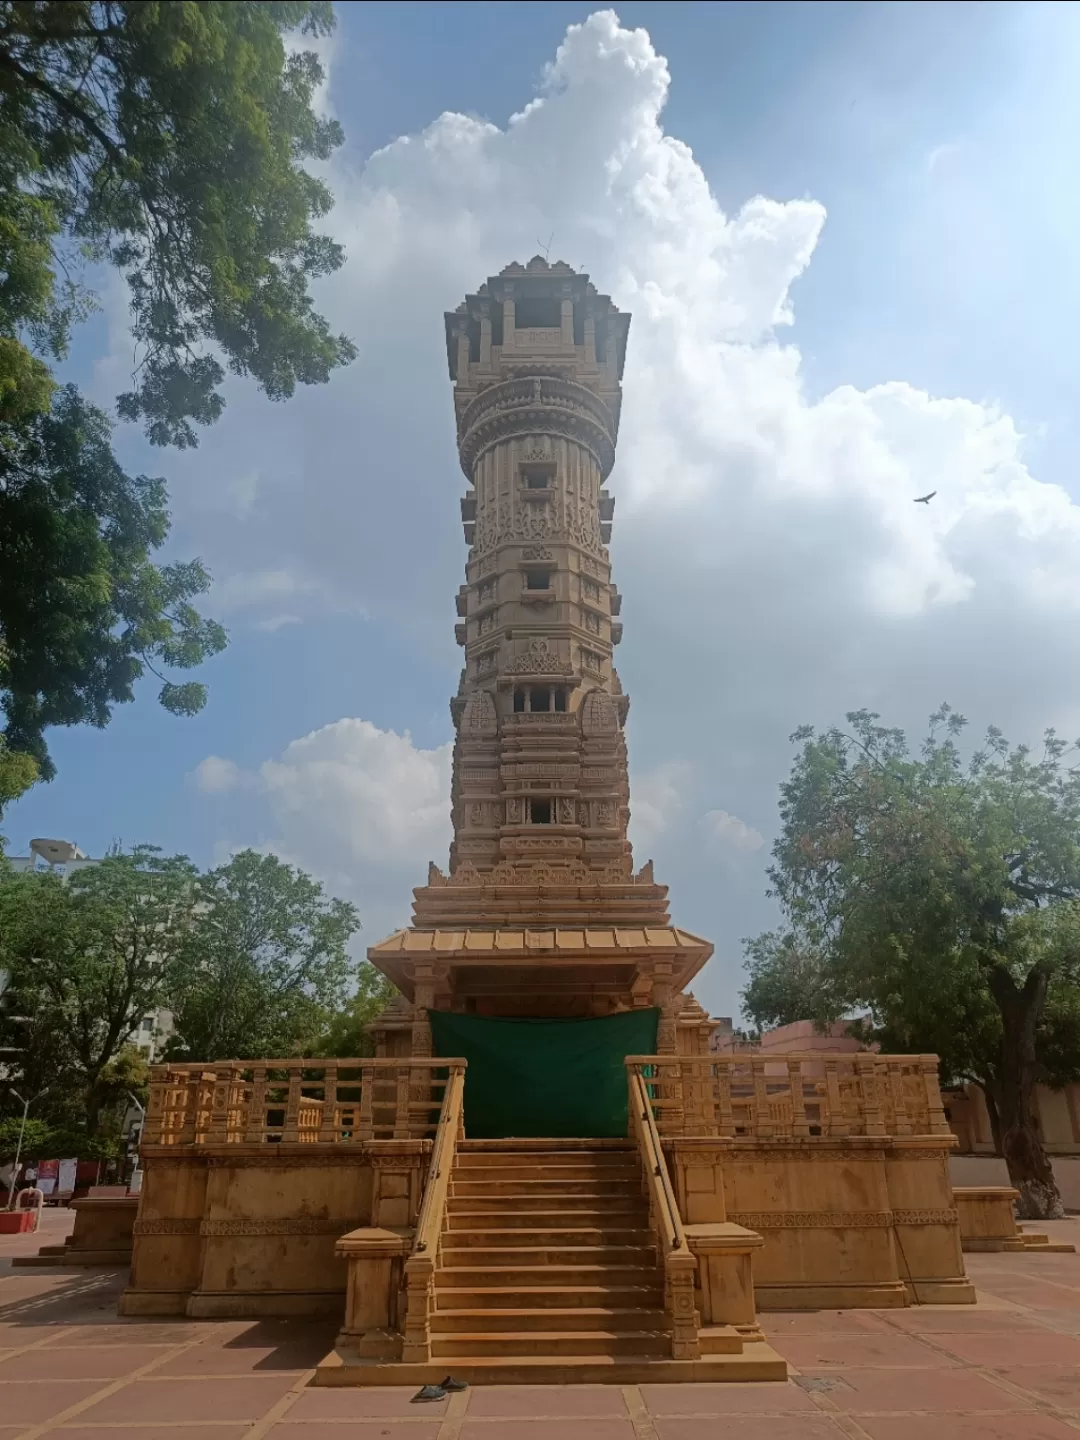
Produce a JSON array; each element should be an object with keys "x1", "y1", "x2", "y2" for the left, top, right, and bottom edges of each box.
[
  {"x1": 558, "y1": 798, "x2": 575, "y2": 824},
  {"x1": 521, "y1": 545, "x2": 553, "y2": 561},
  {"x1": 460, "y1": 689, "x2": 498, "y2": 737},
  {"x1": 507, "y1": 637, "x2": 572, "y2": 675},
  {"x1": 584, "y1": 610, "x2": 601, "y2": 634},
  {"x1": 580, "y1": 648, "x2": 603, "y2": 677},
  {"x1": 580, "y1": 691, "x2": 618, "y2": 735}
]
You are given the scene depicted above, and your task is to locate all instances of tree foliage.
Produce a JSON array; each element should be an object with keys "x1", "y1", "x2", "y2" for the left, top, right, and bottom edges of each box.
[
  {"x1": 310, "y1": 961, "x2": 398, "y2": 1058},
  {"x1": 743, "y1": 706, "x2": 1080, "y2": 1219},
  {"x1": 0, "y1": 845, "x2": 196, "y2": 1131},
  {"x1": 166, "y1": 849, "x2": 359, "y2": 1061},
  {"x1": 0, "y1": 385, "x2": 227, "y2": 782},
  {"x1": 0, "y1": 1, "x2": 356, "y2": 793},
  {"x1": 0, "y1": 0, "x2": 355, "y2": 446}
]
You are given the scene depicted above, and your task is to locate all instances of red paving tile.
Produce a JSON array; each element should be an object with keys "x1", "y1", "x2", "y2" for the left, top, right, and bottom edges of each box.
[
  {"x1": 930, "y1": 1330, "x2": 1080, "y2": 1367},
  {"x1": 0, "y1": 1342, "x2": 166, "y2": 1378},
  {"x1": 653, "y1": 1421, "x2": 842, "y2": 1440},
  {"x1": 805, "y1": 1365, "x2": 1031, "y2": 1413},
  {"x1": 154, "y1": 1342, "x2": 326, "y2": 1375},
  {"x1": 0, "y1": 1379, "x2": 102, "y2": 1423},
  {"x1": 761, "y1": 1310, "x2": 895, "y2": 1335},
  {"x1": 289, "y1": 1385, "x2": 450, "y2": 1418},
  {"x1": 776, "y1": 1331, "x2": 955, "y2": 1368},
  {"x1": 460, "y1": 1422, "x2": 636, "y2": 1440},
  {"x1": 74, "y1": 1373, "x2": 299, "y2": 1423},
  {"x1": 57, "y1": 1429, "x2": 248, "y2": 1440},
  {"x1": 465, "y1": 1386, "x2": 631, "y2": 1417},
  {"x1": 880, "y1": 1306, "x2": 1038, "y2": 1332},
  {"x1": 990, "y1": 1364, "x2": 1080, "y2": 1406},
  {"x1": 858, "y1": 1418, "x2": 1080, "y2": 1440},
  {"x1": 269, "y1": 1427, "x2": 443, "y2": 1440},
  {"x1": 640, "y1": 1382, "x2": 819, "y2": 1414}
]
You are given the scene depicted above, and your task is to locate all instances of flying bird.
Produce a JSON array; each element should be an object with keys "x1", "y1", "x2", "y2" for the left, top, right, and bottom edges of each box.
[{"x1": 913, "y1": 491, "x2": 937, "y2": 505}]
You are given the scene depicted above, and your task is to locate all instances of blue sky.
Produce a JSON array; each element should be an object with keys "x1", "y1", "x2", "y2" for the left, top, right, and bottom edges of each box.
[{"x1": 7, "y1": 3, "x2": 1080, "y2": 1019}]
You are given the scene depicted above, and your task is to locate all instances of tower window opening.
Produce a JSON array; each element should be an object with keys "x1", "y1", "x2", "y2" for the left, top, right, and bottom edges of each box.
[
  {"x1": 526, "y1": 569, "x2": 552, "y2": 591},
  {"x1": 554, "y1": 687, "x2": 568, "y2": 712},
  {"x1": 513, "y1": 687, "x2": 526, "y2": 713},
  {"x1": 530, "y1": 798, "x2": 553, "y2": 825},
  {"x1": 531, "y1": 686, "x2": 551, "y2": 713},
  {"x1": 521, "y1": 462, "x2": 556, "y2": 493},
  {"x1": 515, "y1": 297, "x2": 561, "y2": 329}
]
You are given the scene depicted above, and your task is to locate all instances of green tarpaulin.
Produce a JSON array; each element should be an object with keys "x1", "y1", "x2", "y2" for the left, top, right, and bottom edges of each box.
[{"x1": 428, "y1": 1008, "x2": 659, "y2": 1139}]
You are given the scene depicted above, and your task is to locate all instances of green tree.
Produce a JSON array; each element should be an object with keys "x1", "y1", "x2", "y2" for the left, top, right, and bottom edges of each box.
[
  {"x1": 0, "y1": 846, "x2": 196, "y2": 1131},
  {"x1": 167, "y1": 849, "x2": 359, "y2": 1061},
  {"x1": 311, "y1": 962, "x2": 398, "y2": 1058},
  {"x1": 742, "y1": 707, "x2": 1080, "y2": 1220},
  {"x1": 1, "y1": 384, "x2": 227, "y2": 785},
  {"x1": 0, "y1": 0, "x2": 355, "y2": 446},
  {"x1": 0, "y1": 1, "x2": 356, "y2": 791}
]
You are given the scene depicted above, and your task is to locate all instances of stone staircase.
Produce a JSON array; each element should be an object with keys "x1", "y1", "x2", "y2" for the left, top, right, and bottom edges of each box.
[
  {"x1": 318, "y1": 1137, "x2": 786, "y2": 1384},
  {"x1": 434, "y1": 1139, "x2": 668, "y2": 1367}
]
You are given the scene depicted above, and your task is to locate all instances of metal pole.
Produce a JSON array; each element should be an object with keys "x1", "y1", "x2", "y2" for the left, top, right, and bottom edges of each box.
[
  {"x1": 6, "y1": 1088, "x2": 48, "y2": 1211},
  {"x1": 6, "y1": 1094, "x2": 28, "y2": 1209}
]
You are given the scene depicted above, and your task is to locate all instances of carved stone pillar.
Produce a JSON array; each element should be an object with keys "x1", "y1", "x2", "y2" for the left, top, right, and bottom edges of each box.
[{"x1": 336, "y1": 1227, "x2": 411, "y2": 1358}]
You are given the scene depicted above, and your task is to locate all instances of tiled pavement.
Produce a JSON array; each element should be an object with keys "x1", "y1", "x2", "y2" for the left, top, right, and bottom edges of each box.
[{"x1": 0, "y1": 1213, "x2": 1079, "y2": 1438}]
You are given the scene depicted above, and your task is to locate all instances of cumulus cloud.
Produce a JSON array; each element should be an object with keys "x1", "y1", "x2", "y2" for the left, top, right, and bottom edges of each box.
[
  {"x1": 168, "y1": 9, "x2": 1080, "y2": 1012},
  {"x1": 190, "y1": 720, "x2": 451, "y2": 938},
  {"x1": 701, "y1": 810, "x2": 765, "y2": 854}
]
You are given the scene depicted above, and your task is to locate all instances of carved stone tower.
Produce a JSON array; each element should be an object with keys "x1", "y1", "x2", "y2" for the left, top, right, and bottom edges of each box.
[{"x1": 368, "y1": 259, "x2": 713, "y2": 1052}]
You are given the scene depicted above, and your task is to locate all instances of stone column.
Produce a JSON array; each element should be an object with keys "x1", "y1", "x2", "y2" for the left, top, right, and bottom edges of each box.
[
  {"x1": 479, "y1": 303, "x2": 492, "y2": 365},
  {"x1": 455, "y1": 320, "x2": 470, "y2": 383},
  {"x1": 502, "y1": 294, "x2": 515, "y2": 350},
  {"x1": 560, "y1": 293, "x2": 574, "y2": 345}
]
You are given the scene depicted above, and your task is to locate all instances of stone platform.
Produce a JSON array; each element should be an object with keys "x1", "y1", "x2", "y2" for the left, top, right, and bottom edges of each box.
[{"x1": 0, "y1": 1217, "x2": 1078, "y2": 1438}]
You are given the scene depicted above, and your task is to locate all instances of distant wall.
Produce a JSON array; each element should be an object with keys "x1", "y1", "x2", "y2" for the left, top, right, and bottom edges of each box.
[{"x1": 950, "y1": 1155, "x2": 1080, "y2": 1212}]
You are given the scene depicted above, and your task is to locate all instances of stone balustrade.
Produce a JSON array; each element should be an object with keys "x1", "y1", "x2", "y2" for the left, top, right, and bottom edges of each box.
[
  {"x1": 143, "y1": 1059, "x2": 461, "y2": 1148},
  {"x1": 626, "y1": 1053, "x2": 951, "y2": 1141}
]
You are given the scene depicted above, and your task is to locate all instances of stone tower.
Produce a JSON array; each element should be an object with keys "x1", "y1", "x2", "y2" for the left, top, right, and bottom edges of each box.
[{"x1": 368, "y1": 258, "x2": 713, "y2": 1051}]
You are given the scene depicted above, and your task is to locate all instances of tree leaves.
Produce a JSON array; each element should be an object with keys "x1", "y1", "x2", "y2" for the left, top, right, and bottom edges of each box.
[
  {"x1": 0, "y1": 0, "x2": 355, "y2": 446},
  {"x1": 0, "y1": 385, "x2": 226, "y2": 783}
]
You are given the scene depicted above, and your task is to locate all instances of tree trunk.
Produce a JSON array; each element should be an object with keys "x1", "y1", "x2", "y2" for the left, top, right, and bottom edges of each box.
[
  {"x1": 987, "y1": 965, "x2": 1064, "y2": 1220},
  {"x1": 977, "y1": 1081, "x2": 1003, "y2": 1155}
]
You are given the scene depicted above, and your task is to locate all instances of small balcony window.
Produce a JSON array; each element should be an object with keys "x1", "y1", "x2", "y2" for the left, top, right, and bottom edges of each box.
[
  {"x1": 530, "y1": 799, "x2": 553, "y2": 825},
  {"x1": 525, "y1": 569, "x2": 552, "y2": 591}
]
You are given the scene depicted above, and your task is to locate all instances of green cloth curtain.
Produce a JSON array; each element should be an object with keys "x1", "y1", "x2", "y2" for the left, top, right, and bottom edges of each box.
[{"x1": 428, "y1": 1009, "x2": 659, "y2": 1139}]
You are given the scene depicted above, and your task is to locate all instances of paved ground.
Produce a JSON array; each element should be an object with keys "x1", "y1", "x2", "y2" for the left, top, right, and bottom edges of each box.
[{"x1": 1, "y1": 1212, "x2": 1080, "y2": 1438}]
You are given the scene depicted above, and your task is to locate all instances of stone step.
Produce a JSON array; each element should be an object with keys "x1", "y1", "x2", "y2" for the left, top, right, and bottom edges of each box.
[
  {"x1": 456, "y1": 1149, "x2": 634, "y2": 1169},
  {"x1": 439, "y1": 1244, "x2": 656, "y2": 1268},
  {"x1": 441, "y1": 1226, "x2": 653, "y2": 1247},
  {"x1": 446, "y1": 1198, "x2": 648, "y2": 1221},
  {"x1": 316, "y1": 1342, "x2": 790, "y2": 1387},
  {"x1": 431, "y1": 1329, "x2": 671, "y2": 1359},
  {"x1": 438, "y1": 1265, "x2": 661, "y2": 1289},
  {"x1": 431, "y1": 1307, "x2": 668, "y2": 1333},
  {"x1": 451, "y1": 1176, "x2": 640, "y2": 1196},
  {"x1": 434, "y1": 1285, "x2": 664, "y2": 1310},
  {"x1": 447, "y1": 1208, "x2": 644, "y2": 1230}
]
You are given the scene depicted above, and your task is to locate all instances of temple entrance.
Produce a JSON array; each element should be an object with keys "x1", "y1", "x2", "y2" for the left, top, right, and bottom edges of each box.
[{"x1": 428, "y1": 1009, "x2": 659, "y2": 1138}]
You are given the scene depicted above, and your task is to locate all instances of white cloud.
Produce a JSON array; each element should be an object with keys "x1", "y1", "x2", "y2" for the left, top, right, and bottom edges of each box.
[
  {"x1": 191, "y1": 756, "x2": 245, "y2": 796},
  {"x1": 629, "y1": 762, "x2": 692, "y2": 850},
  {"x1": 175, "y1": 9, "x2": 1080, "y2": 1014},
  {"x1": 701, "y1": 809, "x2": 765, "y2": 854},
  {"x1": 194, "y1": 720, "x2": 452, "y2": 938}
]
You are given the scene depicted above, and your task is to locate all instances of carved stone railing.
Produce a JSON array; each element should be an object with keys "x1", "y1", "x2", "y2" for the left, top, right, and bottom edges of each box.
[
  {"x1": 627, "y1": 1065, "x2": 699, "y2": 1359},
  {"x1": 401, "y1": 1063, "x2": 466, "y2": 1362},
  {"x1": 624, "y1": 1053, "x2": 951, "y2": 1141},
  {"x1": 142, "y1": 1059, "x2": 464, "y2": 1148}
]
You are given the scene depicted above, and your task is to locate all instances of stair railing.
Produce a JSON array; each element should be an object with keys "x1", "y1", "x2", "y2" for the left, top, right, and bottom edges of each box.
[
  {"x1": 627, "y1": 1063, "x2": 700, "y2": 1360},
  {"x1": 401, "y1": 1062, "x2": 466, "y2": 1363}
]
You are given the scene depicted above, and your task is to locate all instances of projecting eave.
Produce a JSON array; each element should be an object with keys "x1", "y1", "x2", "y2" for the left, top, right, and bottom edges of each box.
[{"x1": 367, "y1": 925, "x2": 713, "y2": 1002}]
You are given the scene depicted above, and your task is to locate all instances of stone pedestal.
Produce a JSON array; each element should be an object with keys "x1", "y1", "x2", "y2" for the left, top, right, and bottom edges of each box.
[
  {"x1": 685, "y1": 1222, "x2": 764, "y2": 1334},
  {"x1": 336, "y1": 1227, "x2": 412, "y2": 1357}
]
